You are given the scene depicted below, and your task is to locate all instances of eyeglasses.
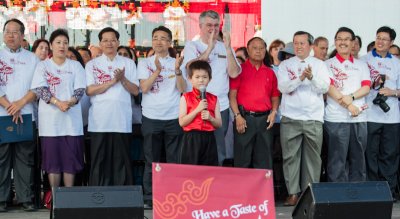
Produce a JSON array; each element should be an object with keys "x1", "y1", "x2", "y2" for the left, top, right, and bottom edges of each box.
[
  {"x1": 376, "y1": 37, "x2": 391, "y2": 42},
  {"x1": 152, "y1": 37, "x2": 170, "y2": 42},
  {"x1": 335, "y1": 38, "x2": 352, "y2": 42},
  {"x1": 4, "y1": 30, "x2": 20, "y2": 36},
  {"x1": 101, "y1": 39, "x2": 118, "y2": 44}
]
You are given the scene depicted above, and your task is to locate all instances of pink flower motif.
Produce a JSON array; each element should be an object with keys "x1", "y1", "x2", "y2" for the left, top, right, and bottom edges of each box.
[
  {"x1": 45, "y1": 71, "x2": 61, "y2": 95},
  {"x1": 93, "y1": 66, "x2": 111, "y2": 84},
  {"x1": 0, "y1": 59, "x2": 13, "y2": 86},
  {"x1": 330, "y1": 64, "x2": 348, "y2": 90}
]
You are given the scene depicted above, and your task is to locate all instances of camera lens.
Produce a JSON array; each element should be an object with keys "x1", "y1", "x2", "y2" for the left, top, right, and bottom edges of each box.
[{"x1": 379, "y1": 101, "x2": 390, "y2": 113}]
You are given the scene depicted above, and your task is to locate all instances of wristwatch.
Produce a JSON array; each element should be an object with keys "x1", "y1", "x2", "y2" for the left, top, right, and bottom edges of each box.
[{"x1": 175, "y1": 69, "x2": 182, "y2": 76}]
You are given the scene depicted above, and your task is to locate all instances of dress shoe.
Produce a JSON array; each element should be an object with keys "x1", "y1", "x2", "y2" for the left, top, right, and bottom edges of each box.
[
  {"x1": 0, "y1": 202, "x2": 7, "y2": 212},
  {"x1": 283, "y1": 194, "x2": 299, "y2": 206},
  {"x1": 22, "y1": 202, "x2": 36, "y2": 212},
  {"x1": 143, "y1": 200, "x2": 153, "y2": 210}
]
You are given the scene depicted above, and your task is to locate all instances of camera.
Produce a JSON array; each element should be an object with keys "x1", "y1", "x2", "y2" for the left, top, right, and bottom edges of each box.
[{"x1": 372, "y1": 74, "x2": 390, "y2": 112}]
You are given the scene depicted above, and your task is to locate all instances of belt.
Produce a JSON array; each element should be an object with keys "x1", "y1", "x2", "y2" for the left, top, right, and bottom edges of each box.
[{"x1": 243, "y1": 110, "x2": 270, "y2": 117}]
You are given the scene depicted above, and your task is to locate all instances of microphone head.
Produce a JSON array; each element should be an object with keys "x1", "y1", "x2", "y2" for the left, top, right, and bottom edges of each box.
[{"x1": 199, "y1": 85, "x2": 206, "y2": 93}]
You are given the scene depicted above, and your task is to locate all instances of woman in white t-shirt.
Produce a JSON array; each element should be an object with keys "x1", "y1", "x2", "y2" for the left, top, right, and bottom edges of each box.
[{"x1": 31, "y1": 29, "x2": 86, "y2": 188}]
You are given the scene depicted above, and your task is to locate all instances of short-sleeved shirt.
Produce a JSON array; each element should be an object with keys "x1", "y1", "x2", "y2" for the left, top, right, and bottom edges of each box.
[
  {"x1": 360, "y1": 50, "x2": 400, "y2": 123},
  {"x1": 182, "y1": 89, "x2": 218, "y2": 132},
  {"x1": 230, "y1": 60, "x2": 280, "y2": 112},
  {"x1": 137, "y1": 55, "x2": 183, "y2": 120},
  {"x1": 86, "y1": 54, "x2": 138, "y2": 133},
  {"x1": 181, "y1": 39, "x2": 240, "y2": 111},
  {"x1": 324, "y1": 54, "x2": 371, "y2": 123},
  {"x1": 0, "y1": 48, "x2": 39, "y2": 119},
  {"x1": 31, "y1": 59, "x2": 86, "y2": 136}
]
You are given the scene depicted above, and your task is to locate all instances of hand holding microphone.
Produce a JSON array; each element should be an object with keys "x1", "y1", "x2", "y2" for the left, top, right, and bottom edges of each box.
[{"x1": 198, "y1": 85, "x2": 209, "y2": 121}]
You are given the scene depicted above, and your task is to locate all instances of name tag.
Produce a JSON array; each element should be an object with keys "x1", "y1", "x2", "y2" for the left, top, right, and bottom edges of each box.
[{"x1": 218, "y1": 54, "x2": 226, "y2": 59}]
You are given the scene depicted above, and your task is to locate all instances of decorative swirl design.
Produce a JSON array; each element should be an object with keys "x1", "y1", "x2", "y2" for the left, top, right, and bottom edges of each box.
[{"x1": 154, "y1": 178, "x2": 214, "y2": 219}]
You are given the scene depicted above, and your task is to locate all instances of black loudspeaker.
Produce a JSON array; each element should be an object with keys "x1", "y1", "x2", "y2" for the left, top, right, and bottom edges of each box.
[
  {"x1": 292, "y1": 181, "x2": 393, "y2": 219},
  {"x1": 52, "y1": 186, "x2": 144, "y2": 219}
]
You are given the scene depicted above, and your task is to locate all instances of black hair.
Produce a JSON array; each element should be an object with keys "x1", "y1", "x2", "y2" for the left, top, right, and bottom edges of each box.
[
  {"x1": 367, "y1": 41, "x2": 375, "y2": 52},
  {"x1": 376, "y1": 26, "x2": 396, "y2": 41},
  {"x1": 117, "y1": 46, "x2": 133, "y2": 59},
  {"x1": 235, "y1": 47, "x2": 249, "y2": 59},
  {"x1": 76, "y1": 46, "x2": 92, "y2": 58},
  {"x1": 49, "y1": 29, "x2": 69, "y2": 44},
  {"x1": 152, "y1": 26, "x2": 172, "y2": 41},
  {"x1": 3, "y1": 18, "x2": 24, "y2": 34},
  {"x1": 98, "y1": 27, "x2": 120, "y2": 41},
  {"x1": 355, "y1": 35, "x2": 362, "y2": 48},
  {"x1": 188, "y1": 60, "x2": 212, "y2": 79},
  {"x1": 334, "y1": 27, "x2": 355, "y2": 40},
  {"x1": 68, "y1": 47, "x2": 85, "y2": 67},
  {"x1": 293, "y1": 31, "x2": 314, "y2": 45}
]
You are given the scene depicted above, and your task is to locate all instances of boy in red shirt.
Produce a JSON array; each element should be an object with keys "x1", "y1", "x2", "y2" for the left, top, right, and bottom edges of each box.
[{"x1": 179, "y1": 60, "x2": 222, "y2": 165}]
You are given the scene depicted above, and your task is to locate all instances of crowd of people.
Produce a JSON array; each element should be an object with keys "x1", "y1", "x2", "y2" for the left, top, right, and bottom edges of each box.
[{"x1": 0, "y1": 9, "x2": 400, "y2": 212}]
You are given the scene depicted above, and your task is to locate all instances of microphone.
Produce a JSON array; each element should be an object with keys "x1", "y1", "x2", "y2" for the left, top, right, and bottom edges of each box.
[
  {"x1": 199, "y1": 85, "x2": 206, "y2": 100},
  {"x1": 199, "y1": 85, "x2": 207, "y2": 123}
]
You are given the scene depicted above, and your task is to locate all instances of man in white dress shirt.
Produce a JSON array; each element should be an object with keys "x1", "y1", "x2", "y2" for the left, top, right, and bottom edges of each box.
[{"x1": 277, "y1": 31, "x2": 330, "y2": 206}]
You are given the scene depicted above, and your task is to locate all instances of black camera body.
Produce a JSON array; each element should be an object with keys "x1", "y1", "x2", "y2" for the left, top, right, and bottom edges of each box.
[{"x1": 373, "y1": 74, "x2": 390, "y2": 113}]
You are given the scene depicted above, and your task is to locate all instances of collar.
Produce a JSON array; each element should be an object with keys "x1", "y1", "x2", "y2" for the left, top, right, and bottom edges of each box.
[
  {"x1": 5, "y1": 46, "x2": 22, "y2": 53},
  {"x1": 294, "y1": 55, "x2": 312, "y2": 63},
  {"x1": 335, "y1": 53, "x2": 354, "y2": 63},
  {"x1": 245, "y1": 59, "x2": 266, "y2": 70},
  {"x1": 372, "y1": 49, "x2": 392, "y2": 59},
  {"x1": 102, "y1": 53, "x2": 118, "y2": 62},
  {"x1": 151, "y1": 54, "x2": 171, "y2": 61},
  {"x1": 192, "y1": 88, "x2": 201, "y2": 99}
]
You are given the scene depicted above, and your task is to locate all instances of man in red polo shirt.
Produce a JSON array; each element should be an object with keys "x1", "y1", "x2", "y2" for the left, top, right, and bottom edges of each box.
[{"x1": 229, "y1": 37, "x2": 280, "y2": 169}]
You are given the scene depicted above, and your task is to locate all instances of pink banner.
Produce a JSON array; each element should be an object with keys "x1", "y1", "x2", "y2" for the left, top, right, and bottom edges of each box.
[{"x1": 153, "y1": 163, "x2": 276, "y2": 219}]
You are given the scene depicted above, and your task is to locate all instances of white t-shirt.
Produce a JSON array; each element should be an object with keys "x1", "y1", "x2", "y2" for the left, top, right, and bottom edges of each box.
[
  {"x1": 0, "y1": 48, "x2": 39, "y2": 119},
  {"x1": 137, "y1": 55, "x2": 183, "y2": 120},
  {"x1": 324, "y1": 56, "x2": 370, "y2": 123},
  {"x1": 182, "y1": 39, "x2": 240, "y2": 111},
  {"x1": 277, "y1": 56, "x2": 330, "y2": 122},
  {"x1": 31, "y1": 59, "x2": 86, "y2": 136},
  {"x1": 86, "y1": 54, "x2": 138, "y2": 133},
  {"x1": 360, "y1": 51, "x2": 400, "y2": 124}
]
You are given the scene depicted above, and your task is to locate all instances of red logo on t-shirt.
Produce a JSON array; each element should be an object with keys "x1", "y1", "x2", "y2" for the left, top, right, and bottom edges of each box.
[
  {"x1": 367, "y1": 63, "x2": 380, "y2": 82},
  {"x1": 45, "y1": 71, "x2": 61, "y2": 95},
  {"x1": 286, "y1": 67, "x2": 297, "y2": 80},
  {"x1": 93, "y1": 66, "x2": 112, "y2": 84},
  {"x1": 330, "y1": 64, "x2": 348, "y2": 91},
  {"x1": 147, "y1": 65, "x2": 164, "y2": 93},
  {"x1": 0, "y1": 59, "x2": 13, "y2": 86}
]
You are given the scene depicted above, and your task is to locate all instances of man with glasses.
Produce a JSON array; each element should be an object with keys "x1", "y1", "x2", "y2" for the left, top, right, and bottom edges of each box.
[
  {"x1": 325, "y1": 27, "x2": 370, "y2": 183},
  {"x1": 137, "y1": 26, "x2": 186, "y2": 208},
  {"x1": 85, "y1": 27, "x2": 139, "y2": 186},
  {"x1": 182, "y1": 10, "x2": 241, "y2": 166},
  {"x1": 360, "y1": 26, "x2": 400, "y2": 201},
  {"x1": 277, "y1": 31, "x2": 330, "y2": 206},
  {"x1": 0, "y1": 18, "x2": 39, "y2": 212}
]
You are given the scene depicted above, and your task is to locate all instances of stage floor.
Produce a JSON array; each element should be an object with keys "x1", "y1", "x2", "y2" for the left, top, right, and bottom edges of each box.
[{"x1": 1, "y1": 202, "x2": 400, "y2": 219}]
